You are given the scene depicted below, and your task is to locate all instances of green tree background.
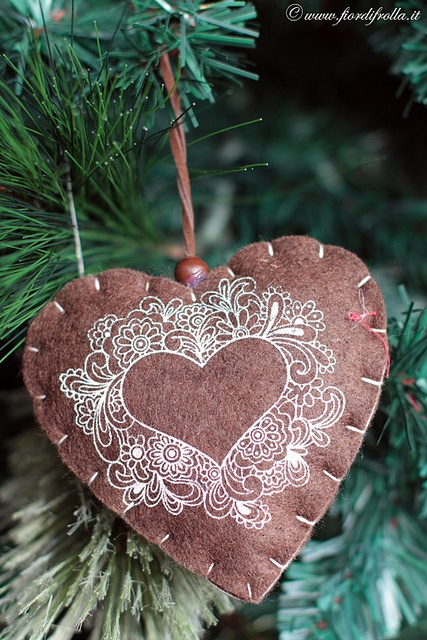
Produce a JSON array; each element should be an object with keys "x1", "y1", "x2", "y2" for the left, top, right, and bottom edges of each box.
[{"x1": 1, "y1": 1, "x2": 427, "y2": 639}]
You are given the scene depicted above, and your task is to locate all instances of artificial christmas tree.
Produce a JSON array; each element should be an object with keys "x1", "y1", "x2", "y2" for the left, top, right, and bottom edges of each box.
[{"x1": 1, "y1": 1, "x2": 427, "y2": 640}]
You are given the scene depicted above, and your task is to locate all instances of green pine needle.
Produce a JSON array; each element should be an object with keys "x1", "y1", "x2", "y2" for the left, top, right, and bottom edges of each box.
[
  {"x1": 0, "y1": 3, "x2": 259, "y2": 362},
  {"x1": 0, "y1": 45, "x2": 160, "y2": 361},
  {"x1": 373, "y1": 1, "x2": 427, "y2": 106},
  {"x1": 277, "y1": 301, "x2": 427, "y2": 640},
  {"x1": 0, "y1": 0, "x2": 258, "y2": 104},
  {"x1": 278, "y1": 465, "x2": 427, "y2": 640},
  {"x1": 384, "y1": 303, "x2": 427, "y2": 460}
]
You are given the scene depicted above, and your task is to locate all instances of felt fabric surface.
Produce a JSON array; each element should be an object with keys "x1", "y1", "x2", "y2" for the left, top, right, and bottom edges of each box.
[{"x1": 23, "y1": 235, "x2": 388, "y2": 603}]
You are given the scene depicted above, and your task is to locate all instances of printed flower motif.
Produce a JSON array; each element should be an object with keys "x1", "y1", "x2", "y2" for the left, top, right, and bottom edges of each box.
[
  {"x1": 176, "y1": 303, "x2": 212, "y2": 332},
  {"x1": 239, "y1": 416, "x2": 286, "y2": 462},
  {"x1": 287, "y1": 300, "x2": 325, "y2": 333},
  {"x1": 147, "y1": 434, "x2": 195, "y2": 480},
  {"x1": 88, "y1": 314, "x2": 117, "y2": 351},
  {"x1": 76, "y1": 397, "x2": 98, "y2": 434},
  {"x1": 113, "y1": 318, "x2": 162, "y2": 367},
  {"x1": 287, "y1": 377, "x2": 323, "y2": 407},
  {"x1": 256, "y1": 462, "x2": 290, "y2": 493},
  {"x1": 216, "y1": 307, "x2": 261, "y2": 342},
  {"x1": 120, "y1": 435, "x2": 146, "y2": 469},
  {"x1": 60, "y1": 276, "x2": 345, "y2": 529},
  {"x1": 198, "y1": 458, "x2": 222, "y2": 489},
  {"x1": 313, "y1": 340, "x2": 336, "y2": 373},
  {"x1": 109, "y1": 384, "x2": 123, "y2": 417}
]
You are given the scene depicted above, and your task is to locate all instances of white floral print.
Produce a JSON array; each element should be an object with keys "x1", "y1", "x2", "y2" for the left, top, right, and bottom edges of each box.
[{"x1": 60, "y1": 277, "x2": 345, "y2": 529}]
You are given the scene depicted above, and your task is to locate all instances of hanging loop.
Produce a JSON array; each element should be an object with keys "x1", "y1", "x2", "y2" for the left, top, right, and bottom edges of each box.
[{"x1": 159, "y1": 53, "x2": 196, "y2": 258}]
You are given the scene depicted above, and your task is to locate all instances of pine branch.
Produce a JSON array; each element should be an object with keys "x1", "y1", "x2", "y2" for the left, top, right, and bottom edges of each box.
[
  {"x1": 0, "y1": 1, "x2": 258, "y2": 362},
  {"x1": 278, "y1": 465, "x2": 427, "y2": 640},
  {"x1": 372, "y1": 1, "x2": 427, "y2": 107},
  {"x1": 277, "y1": 303, "x2": 427, "y2": 640},
  {"x1": 0, "y1": 0, "x2": 258, "y2": 104},
  {"x1": 0, "y1": 430, "x2": 233, "y2": 640},
  {"x1": 0, "y1": 46, "x2": 162, "y2": 360},
  {"x1": 385, "y1": 302, "x2": 427, "y2": 467}
]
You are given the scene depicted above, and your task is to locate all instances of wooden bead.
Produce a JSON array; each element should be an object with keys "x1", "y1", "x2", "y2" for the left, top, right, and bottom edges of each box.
[{"x1": 174, "y1": 256, "x2": 209, "y2": 287}]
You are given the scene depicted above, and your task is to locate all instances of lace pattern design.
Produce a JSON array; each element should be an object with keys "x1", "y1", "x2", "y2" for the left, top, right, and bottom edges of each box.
[{"x1": 60, "y1": 277, "x2": 345, "y2": 529}]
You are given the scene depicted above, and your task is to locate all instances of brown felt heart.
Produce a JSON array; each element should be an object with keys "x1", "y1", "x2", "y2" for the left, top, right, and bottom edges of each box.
[{"x1": 23, "y1": 235, "x2": 388, "y2": 603}]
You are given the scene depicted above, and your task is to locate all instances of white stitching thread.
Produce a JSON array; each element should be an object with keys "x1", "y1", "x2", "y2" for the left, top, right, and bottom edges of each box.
[
  {"x1": 296, "y1": 515, "x2": 316, "y2": 526},
  {"x1": 358, "y1": 275, "x2": 371, "y2": 288},
  {"x1": 57, "y1": 434, "x2": 68, "y2": 445},
  {"x1": 361, "y1": 377, "x2": 382, "y2": 387},
  {"x1": 346, "y1": 424, "x2": 365, "y2": 434},
  {"x1": 207, "y1": 562, "x2": 215, "y2": 575},
  {"x1": 160, "y1": 533, "x2": 170, "y2": 544},
  {"x1": 35, "y1": 394, "x2": 46, "y2": 400},
  {"x1": 227, "y1": 267, "x2": 235, "y2": 277},
  {"x1": 318, "y1": 244, "x2": 324, "y2": 259},
  {"x1": 269, "y1": 557, "x2": 286, "y2": 570},
  {"x1": 54, "y1": 301, "x2": 65, "y2": 313},
  {"x1": 323, "y1": 469, "x2": 340, "y2": 482},
  {"x1": 247, "y1": 583, "x2": 252, "y2": 600},
  {"x1": 27, "y1": 346, "x2": 39, "y2": 353},
  {"x1": 88, "y1": 472, "x2": 99, "y2": 485},
  {"x1": 190, "y1": 290, "x2": 197, "y2": 302},
  {"x1": 94, "y1": 277, "x2": 100, "y2": 291},
  {"x1": 145, "y1": 281, "x2": 150, "y2": 292},
  {"x1": 267, "y1": 242, "x2": 274, "y2": 256}
]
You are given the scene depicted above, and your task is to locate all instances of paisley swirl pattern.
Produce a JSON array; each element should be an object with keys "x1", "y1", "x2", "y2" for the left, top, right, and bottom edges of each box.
[{"x1": 60, "y1": 277, "x2": 345, "y2": 529}]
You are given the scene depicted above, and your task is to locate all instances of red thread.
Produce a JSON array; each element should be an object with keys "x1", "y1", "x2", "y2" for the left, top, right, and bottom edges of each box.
[{"x1": 349, "y1": 311, "x2": 390, "y2": 378}]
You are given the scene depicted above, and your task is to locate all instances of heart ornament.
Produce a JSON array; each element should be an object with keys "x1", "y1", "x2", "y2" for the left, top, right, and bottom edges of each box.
[{"x1": 23, "y1": 236, "x2": 388, "y2": 602}]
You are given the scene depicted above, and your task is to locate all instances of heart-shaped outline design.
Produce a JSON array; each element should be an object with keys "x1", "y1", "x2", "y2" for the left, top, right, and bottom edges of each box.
[{"x1": 59, "y1": 277, "x2": 346, "y2": 530}]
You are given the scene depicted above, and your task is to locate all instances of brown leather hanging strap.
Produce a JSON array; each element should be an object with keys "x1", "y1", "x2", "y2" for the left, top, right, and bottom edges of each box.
[{"x1": 159, "y1": 53, "x2": 195, "y2": 258}]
